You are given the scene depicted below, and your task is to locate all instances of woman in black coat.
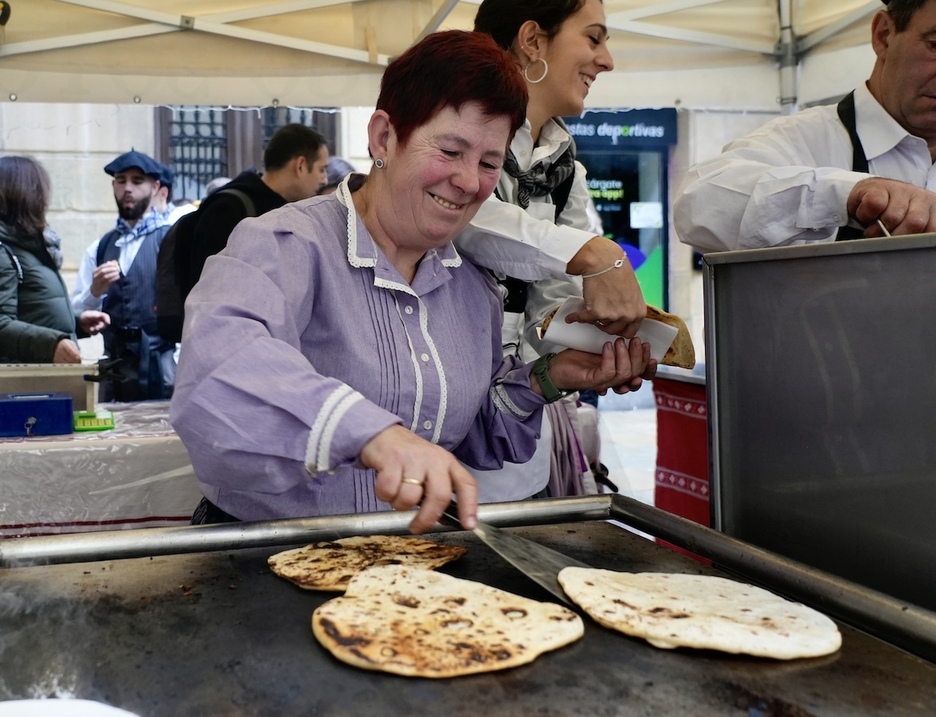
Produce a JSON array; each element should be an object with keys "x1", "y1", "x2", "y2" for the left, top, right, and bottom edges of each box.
[{"x1": 0, "y1": 155, "x2": 109, "y2": 363}]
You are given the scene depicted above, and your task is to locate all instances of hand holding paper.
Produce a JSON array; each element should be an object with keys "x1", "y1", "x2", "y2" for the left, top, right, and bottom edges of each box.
[{"x1": 540, "y1": 297, "x2": 695, "y2": 369}]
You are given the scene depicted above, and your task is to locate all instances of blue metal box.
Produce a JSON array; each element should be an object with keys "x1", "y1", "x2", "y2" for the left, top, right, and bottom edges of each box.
[{"x1": 0, "y1": 392, "x2": 74, "y2": 437}]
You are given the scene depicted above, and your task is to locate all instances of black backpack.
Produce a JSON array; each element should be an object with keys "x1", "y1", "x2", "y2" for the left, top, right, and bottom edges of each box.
[{"x1": 155, "y1": 187, "x2": 256, "y2": 343}]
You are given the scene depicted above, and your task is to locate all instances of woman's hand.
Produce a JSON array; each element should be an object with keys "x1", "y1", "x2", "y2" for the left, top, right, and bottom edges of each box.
[
  {"x1": 565, "y1": 237, "x2": 646, "y2": 339},
  {"x1": 360, "y1": 425, "x2": 479, "y2": 534},
  {"x1": 52, "y1": 338, "x2": 82, "y2": 364},
  {"x1": 78, "y1": 310, "x2": 110, "y2": 335},
  {"x1": 538, "y1": 339, "x2": 656, "y2": 396}
]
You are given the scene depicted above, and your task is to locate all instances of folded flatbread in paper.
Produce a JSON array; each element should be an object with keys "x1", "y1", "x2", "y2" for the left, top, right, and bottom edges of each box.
[{"x1": 539, "y1": 297, "x2": 695, "y2": 369}]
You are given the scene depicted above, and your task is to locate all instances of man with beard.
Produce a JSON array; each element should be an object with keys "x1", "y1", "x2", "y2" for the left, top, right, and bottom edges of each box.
[{"x1": 72, "y1": 150, "x2": 175, "y2": 402}]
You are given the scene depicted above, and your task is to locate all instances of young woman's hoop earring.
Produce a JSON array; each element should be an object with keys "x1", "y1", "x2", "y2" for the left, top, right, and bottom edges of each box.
[
  {"x1": 523, "y1": 58, "x2": 548, "y2": 84},
  {"x1": 374, "y1": 158, "x2": 385, "y2": 169}
]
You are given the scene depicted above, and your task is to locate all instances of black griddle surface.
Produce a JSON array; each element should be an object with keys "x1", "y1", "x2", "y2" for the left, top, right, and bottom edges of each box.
[{"x1": 1, "y1": 521, "x2": 934, "y2": 716}]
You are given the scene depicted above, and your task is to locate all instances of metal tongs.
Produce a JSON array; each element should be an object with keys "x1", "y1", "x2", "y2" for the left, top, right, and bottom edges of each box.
[{"x1": 440, "y1": 499, "x2": 589, "y2": 608}]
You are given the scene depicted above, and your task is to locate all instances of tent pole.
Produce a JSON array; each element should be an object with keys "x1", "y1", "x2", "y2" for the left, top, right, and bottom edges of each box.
[{"x1": 777, "y1": 0, "x2": 798, "y2": 114}]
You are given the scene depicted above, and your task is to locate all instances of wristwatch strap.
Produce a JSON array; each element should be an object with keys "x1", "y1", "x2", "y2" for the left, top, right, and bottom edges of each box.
[{"x1": 532, "y1": 352, "x2": 570, "y2": 403}]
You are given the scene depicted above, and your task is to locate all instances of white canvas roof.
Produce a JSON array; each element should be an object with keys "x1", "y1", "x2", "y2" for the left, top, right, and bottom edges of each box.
[{"x1": 0, "y1": 0, "x2": 882, "y2": 110}]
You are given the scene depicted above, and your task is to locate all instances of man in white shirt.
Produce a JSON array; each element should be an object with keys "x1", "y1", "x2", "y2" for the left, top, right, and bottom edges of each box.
[
  {"x1": 675, "y1": 0, "x2": 936, "y2": 253},
  {"x1": 152, "y1": 163, "x2": 197, "y2": 225},
  {"x1": 72, "y1": 150, "x2": 174, "y2": 401}
]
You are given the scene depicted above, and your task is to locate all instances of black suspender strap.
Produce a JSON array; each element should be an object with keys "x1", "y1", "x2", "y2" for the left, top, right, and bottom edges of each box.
[
  {"x1": 836, "y1": 91, "x2": 869, "y2": 174},
  {"x1": 835, "y1": 91, "x2": 869, "y2": 241}
]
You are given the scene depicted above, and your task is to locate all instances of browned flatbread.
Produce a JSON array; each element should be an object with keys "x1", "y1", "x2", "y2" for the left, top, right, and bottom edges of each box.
[
  {"x1": 540, "y1": 305, "x2": 560, "y2": 336},
  {"x1": 268, "y1": 535, "x2": 467, "y2": 592},
  {"x1": 646, "y1": 305, "x2": 696, "y2": 369},
  {"x1": 557, "y1": 568, "x2": 841, "y2": 660},
  {"x1": 313, "y1": 565, "x2": 584, "y2": 678}
]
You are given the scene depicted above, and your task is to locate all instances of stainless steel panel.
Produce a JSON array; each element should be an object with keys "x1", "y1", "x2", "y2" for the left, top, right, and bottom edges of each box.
[{"x1": 704, "y1": 234, "x2": 936, "y2": 611}]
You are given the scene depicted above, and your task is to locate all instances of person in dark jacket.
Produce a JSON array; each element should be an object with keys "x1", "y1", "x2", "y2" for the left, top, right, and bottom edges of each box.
[
  {"x1": 0, "y1": 156, "x2": 109, "y2": 363},
  {"x1": 185, "y1": 124, "x2": 329, "y2": 287}
]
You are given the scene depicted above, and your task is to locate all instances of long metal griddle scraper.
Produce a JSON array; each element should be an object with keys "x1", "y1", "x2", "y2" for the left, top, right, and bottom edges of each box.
[{"x1": 441, "y1": 501, "x2": 590, "y2": 608}]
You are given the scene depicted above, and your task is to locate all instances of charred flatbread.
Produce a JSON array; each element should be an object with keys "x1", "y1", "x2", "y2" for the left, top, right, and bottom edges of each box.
[
  {"x1": 313, "y1": 565, "x2": 584, "y2": 678},
  {"x1": 269, "y1": 535, "x2": 466, "y2": 592},
  {"x1": 557, "y1": 568, "x2": 841, "y2": 660}
]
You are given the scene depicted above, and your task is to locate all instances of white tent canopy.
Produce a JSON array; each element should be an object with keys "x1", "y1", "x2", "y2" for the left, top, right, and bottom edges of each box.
[{"x1": 0, "y1": 0, "x2": 881, "y2": 110}]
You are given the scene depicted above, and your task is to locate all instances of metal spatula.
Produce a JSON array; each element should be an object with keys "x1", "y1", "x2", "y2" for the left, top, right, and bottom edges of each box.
[{"x1": 440, "y1": 500, "x2": 590, "y2": 608}]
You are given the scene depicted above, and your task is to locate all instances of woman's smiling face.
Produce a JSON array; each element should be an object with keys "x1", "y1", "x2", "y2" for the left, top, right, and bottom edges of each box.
[
  {"x1": 537, "y1": 0, "x2": 613, "y2": 119},
  {"x1": 383, "y1": 101, "x2": 511, "y2": 251}
]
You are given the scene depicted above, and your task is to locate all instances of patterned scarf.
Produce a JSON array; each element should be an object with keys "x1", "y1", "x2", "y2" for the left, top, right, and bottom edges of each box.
[
  {"x1": 114, "y1": 208, "x2": 168, "y2": 239},
  {"x1": 501, "y1": 144, "x2": 576, "y2": 210}
]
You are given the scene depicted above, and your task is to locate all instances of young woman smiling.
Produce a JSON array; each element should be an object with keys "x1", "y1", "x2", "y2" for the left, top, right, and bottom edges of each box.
[{"x1": 467, "y1": 0, "x2": 651, "y2": 500}]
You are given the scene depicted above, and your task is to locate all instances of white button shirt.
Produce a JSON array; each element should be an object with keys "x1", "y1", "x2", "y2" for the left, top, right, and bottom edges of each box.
[{"x1": 674, "y1": 83, "x2": 936, "y2": 252}]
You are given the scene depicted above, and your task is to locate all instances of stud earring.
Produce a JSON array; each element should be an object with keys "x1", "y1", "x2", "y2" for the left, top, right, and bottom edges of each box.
[{"x1": 374, "y1": 158, "x2": 385, "y2": 169}]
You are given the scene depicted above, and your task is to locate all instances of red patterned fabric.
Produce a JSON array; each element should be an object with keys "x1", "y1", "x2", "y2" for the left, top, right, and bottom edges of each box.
[{"x1": 653, "y1": 377, "x2": 710, "y2": 528}]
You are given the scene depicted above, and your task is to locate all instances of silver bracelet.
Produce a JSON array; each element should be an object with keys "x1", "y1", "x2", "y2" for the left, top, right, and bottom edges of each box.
[{"x1": 581, "y1": 256, "x2": 627, "y2": 279}]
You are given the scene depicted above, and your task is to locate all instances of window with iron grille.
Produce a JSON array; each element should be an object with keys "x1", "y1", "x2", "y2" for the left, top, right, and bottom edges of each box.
[
  {"x1": 261, "y1": 107, "x2": 338, "y2": 149},
  {"x1": 159, "y1": 106, "x2": 229, "y2": 203},
  {"x1": 156, "y1": 106, "x2": 340, "y2": 203}
]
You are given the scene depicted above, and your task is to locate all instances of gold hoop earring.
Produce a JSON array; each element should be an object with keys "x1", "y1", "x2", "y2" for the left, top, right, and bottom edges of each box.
[{"x1": 523, "y1": 57, "x2": 548, "y2": 84}]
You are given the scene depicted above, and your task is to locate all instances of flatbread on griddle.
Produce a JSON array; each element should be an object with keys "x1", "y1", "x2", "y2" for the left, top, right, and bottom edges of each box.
[
  {"x1": 558, "y1": 568, "x2": 841, "y2": 660},
  {"x1": 312, "y1": 565, "x2": 584, "y2": 678},
  {"x1": 268, "y1": 535, "x2": 466, "y2": 592}
]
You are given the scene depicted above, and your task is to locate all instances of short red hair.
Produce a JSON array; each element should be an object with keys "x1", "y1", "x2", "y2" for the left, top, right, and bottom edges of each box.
[{"x1": 376, "y1": 30, "x2": 527, "y2": 149}]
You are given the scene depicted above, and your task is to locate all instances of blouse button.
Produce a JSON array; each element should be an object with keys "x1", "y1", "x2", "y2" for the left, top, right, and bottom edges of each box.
[
  {"x1": 423, "y1": 420, "x2": 433, "y2": 430},
  {"x1": 420, "y1": 353, "x2": 430, "y2": 362},
  {"x1": 404, "y1": 306, "x2": 414, "y2": 315}
]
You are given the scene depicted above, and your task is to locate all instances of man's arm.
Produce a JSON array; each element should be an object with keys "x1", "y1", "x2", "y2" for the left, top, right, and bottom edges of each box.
[{"x1": 674, "y1": 107, "x2": 864, "y2": 252}]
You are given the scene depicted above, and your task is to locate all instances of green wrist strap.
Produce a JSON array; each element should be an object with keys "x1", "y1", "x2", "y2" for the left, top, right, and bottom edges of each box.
[{"x1": 532, "y1": 352, "x2": 570, "y2": 403}]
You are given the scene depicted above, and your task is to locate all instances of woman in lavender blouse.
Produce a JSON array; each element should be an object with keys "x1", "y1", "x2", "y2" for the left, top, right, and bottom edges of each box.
[{"x1": 170, "y1": 30, "x2": 651, "y2": 533}]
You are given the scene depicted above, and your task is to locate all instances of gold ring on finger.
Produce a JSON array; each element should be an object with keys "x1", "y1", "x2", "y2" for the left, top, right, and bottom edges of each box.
[{"x1": 401, "y1": 477, "x2": 424, "y2": 486}]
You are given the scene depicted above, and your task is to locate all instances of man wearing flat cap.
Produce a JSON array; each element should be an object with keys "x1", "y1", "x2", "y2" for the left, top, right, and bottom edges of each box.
[
  {"x1": 72, "y1": 150, "x2": 176, "y2": 402},
  {"x1": 675, "y1": 0, "x2": 936, "y2": 252}
]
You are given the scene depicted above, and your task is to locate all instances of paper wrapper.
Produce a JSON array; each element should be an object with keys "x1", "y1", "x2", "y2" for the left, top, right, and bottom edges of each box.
[{"x1": 538, "y1": 296, "x2": 678, "y2": 363}]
